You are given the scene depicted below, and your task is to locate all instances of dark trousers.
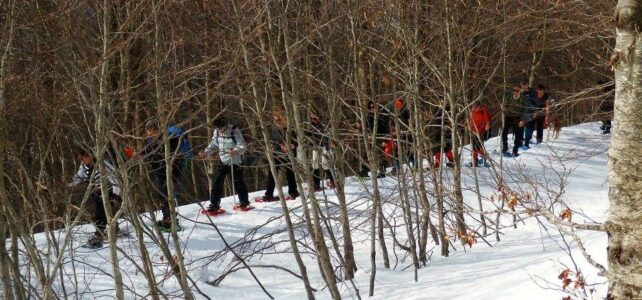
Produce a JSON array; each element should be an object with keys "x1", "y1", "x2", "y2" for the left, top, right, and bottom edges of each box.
[
  {"x1": 90, "y1": 189, "x2": 118, "y2": 234},
  {"x1": 502, "y1": 116, "x2": 524, "y2": 154},
  {"x1": 152, "y1": 167, "x2": 184, "y2": 220},
  {"x1": 210, "y1": 164, "x2": 249, "y2": 208},
  {"x1": 313, "y1": 169, "x2": 335, "y2": 189},
  {"x1": 524, "y1": 116, "x2": 545, "y2": 145},
  {"x1": 360, "y1": 145, "x2": 387, "y2": 176},
  {"x1": 266, "y1": 165, "x2": 298, "y2": 197},
  {"x1": 535, "y1": 116, "x2": 545, "y2": 143},
  {"x1": 602, "y1": 120, "x2": 611, "y2": 133}
]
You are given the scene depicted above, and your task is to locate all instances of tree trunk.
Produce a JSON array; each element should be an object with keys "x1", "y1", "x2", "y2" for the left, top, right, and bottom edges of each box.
[
  {"x1": 232, "y1": 3, "x2": 315, "y2": 297},
  {"x1": 607, "y1": 2, "x2": 642, "y2": 298},
  {"x1": 326, "y1": 45, "x2": 357, "y2": 280},
  {"x1": 0, "y1": 1, "x2": 17, "y2": 298}
]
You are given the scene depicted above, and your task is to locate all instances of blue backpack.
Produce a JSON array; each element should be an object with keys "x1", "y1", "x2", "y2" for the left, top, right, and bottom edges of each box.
[{"x1": 168, "y1": 125, "x2": 193, "y2": 167}]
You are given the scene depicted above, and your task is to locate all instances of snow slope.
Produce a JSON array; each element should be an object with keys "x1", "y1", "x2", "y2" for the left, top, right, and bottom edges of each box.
[{"x1": 21, "y1": 123, "x2": 610, "y2": 299}]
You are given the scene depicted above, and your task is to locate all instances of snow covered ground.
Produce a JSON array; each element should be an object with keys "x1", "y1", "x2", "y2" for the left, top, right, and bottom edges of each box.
[{"x1": 20, "y1": 123, "x2": 610, "y2": 299}]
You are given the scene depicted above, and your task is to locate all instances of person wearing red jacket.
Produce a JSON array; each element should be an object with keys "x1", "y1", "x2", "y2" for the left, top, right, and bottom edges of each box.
[{"x1": 467, "y1": 101, "x2": 491, "y2": 167}]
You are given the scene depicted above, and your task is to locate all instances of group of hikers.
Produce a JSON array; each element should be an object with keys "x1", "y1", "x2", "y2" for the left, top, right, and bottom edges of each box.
[{"x1": 69, "y1": 79, "x2": 563, "y2": 248}]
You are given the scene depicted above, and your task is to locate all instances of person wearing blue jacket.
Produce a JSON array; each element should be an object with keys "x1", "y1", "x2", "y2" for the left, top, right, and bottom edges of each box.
[{"x1": 199, "y1": 117, "x2": 250, "y2": 213}]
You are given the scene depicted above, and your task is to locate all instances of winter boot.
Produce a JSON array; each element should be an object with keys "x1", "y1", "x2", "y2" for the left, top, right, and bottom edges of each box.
[
  {"x1": 478, "y1": 158, "x2": 490, "y2": 168},
  {"x1": 85, "y1": 233, "x2": 103, "y2": 249}
]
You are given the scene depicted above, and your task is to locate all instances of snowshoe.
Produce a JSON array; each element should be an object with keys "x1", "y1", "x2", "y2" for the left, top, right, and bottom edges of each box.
[
  {"x1": 156, "y1": 219, "x2": 183, "y2": 232},
  {"x1": 305, "y1": 186, "x2": 325, "y2": 193},
  {"x1": 326, "y1": 180, "x2": 336, "y2": 189},
  {"x1": 286, "y1": 193, "x2": 299, "y2": 200},
  {"x1": 233, "y1": 204, "x2": 255, "y2": 212},
  {"x1": 200, "y1": 207, "x2": 226, "y2": 217},
  {"x1": 82, "y1": 234, "x2": 104, "y2": 249},
  {"x1": 254, "y1": 196, "x2": 278, "y2": 203}
]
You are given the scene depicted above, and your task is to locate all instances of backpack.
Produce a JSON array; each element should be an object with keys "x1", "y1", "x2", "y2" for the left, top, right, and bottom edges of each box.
[
  {"x1": 168, "y1": 125, "x2": 193, "y2": 168},
  {"x1": 106, "y1": 140, "x2": 131, "y2": 169}
]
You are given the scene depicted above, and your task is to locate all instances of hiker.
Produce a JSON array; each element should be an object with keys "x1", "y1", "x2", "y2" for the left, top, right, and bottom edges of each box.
[
  {"x1": 357, "y1": 101, "x2": 389, "y2": 178},
  {"x1": 390, "y1": 98, "x2": 415, "y2": 174},
  {"x1": 199, "y1": 117, "x2": 251, "y2": 213},
  {"x1": 520, "y1": 80, "x2": 538, "y2": 149},
  {"x1": 310, "y1": 112, "x2": 336, "y2": 191},
  {"x1": 429, "y1": 101, "x2": 455, "y2": 168},
  {"x1": 167, "y1": 123, "x2": 193, "y2": 179},
  {"x1": 528, "y1": 84, "x2": 549, "y2": 145},
  {"x1": 384, "y1": 127, "x2": 399, "y2": 173},
  {"x1": 138, "y1": 119, "x2": 181, "y2": 230},
  {"x1": 258, "y1": 110, "x2": 300, "y2": 201},
  {"x1": 501, "y1": 85, "x2": 528, "y2": 157},
  {"x1": 69, "y1": 148, "x2": 121, "y2": 248},
  {"x1": 599, "y1": 81, "x2": 614, "y2": 134},
  {"x1": 467, "y1": 101, "x2": 491, "y2": 167}
]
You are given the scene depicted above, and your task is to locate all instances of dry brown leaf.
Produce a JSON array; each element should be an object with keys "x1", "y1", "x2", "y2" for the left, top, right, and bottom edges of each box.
[
  {"x1": 560, "y1": 208, "x2": 573, "y2": 222},
  {"x1": 574, "y1": 272, "x2": 585, "y2": 290},
  {"x1": 558, "y1": 269, "x2": 570, "y2": 280},
  {"x1": 507, "y1": 195, "x2": 518, "y2": 210},
  {"x1": 466, "y1": 235, "x2": 477, "y2": 247},
  {"x1": 562, "y1": 278, "x2": 572, "y2": 290}
]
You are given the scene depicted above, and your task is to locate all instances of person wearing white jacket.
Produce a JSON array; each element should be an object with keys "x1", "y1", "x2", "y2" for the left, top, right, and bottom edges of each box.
[
  {"x1": 199, "y1": 117, "x2": 250, "y2": 213},
  {"x1": 69, "y1": 148, "x2": 121, "y2": 247}
]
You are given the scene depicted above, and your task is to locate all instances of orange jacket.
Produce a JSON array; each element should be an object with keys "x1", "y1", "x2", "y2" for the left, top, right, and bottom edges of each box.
[
  {"x1": 383, "y1": 139, "x2": 397, "y2": 158},
  {"x1": 468, "y1": 106, "x2": 490, "y2": 134}
]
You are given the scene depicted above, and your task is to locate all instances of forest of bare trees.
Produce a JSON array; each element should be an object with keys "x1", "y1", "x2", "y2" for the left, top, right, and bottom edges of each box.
[{"x1": 0, "y1": 0, "x2": 638, "y2": 299}]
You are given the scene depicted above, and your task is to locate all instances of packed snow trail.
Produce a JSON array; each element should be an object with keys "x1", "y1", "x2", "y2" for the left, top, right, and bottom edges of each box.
[{"x1": 20, "y1": 123, "x2": 609, "y2": 299}]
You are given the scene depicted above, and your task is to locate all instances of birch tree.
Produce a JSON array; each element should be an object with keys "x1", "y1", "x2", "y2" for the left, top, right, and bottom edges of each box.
[{"x1": 607, "y1": 1, "x2": 642, "y2": 298}]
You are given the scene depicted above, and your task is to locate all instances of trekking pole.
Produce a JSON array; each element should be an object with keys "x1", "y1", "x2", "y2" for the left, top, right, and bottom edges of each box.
[{"x1": 230, "y1": 155, "x2": 237, "y2": 207}]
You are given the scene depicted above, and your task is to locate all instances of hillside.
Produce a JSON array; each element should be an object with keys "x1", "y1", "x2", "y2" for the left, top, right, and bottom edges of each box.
[{"x1": 23, "y1": 123, "x2": 609, "y2": 300}]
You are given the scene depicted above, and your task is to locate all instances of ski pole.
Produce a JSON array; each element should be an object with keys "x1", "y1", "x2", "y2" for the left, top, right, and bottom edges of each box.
[{"x1": 230, "y1": 150, "x2": 237, "y2": 207}]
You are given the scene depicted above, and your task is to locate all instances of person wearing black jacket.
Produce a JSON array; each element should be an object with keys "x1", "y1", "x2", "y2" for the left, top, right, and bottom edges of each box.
[
  {"x1": 428, "y1": 104, "x2": 455, "y2": 168},
  {"x1": 530, "y1": 84, "x2": 550, "y2": 144},
  {"x1": 358, "y1": 101, "x2": 389, "y2": 178},
  {"x1": 521, "y1": 80, "x2": 538, "y2": 149},
  {"x1": 259, "y1": 111, "x2": 300, "y2": 201},
  {"x1": 139, "y1": 119, "x2": 181, "y2": 230},
  {"x1": 599, "y1": 81, "x2": 614, "y2": 134},
  {"x1": 501, "y1": 86, "x2": 528, "y2": 157}
]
